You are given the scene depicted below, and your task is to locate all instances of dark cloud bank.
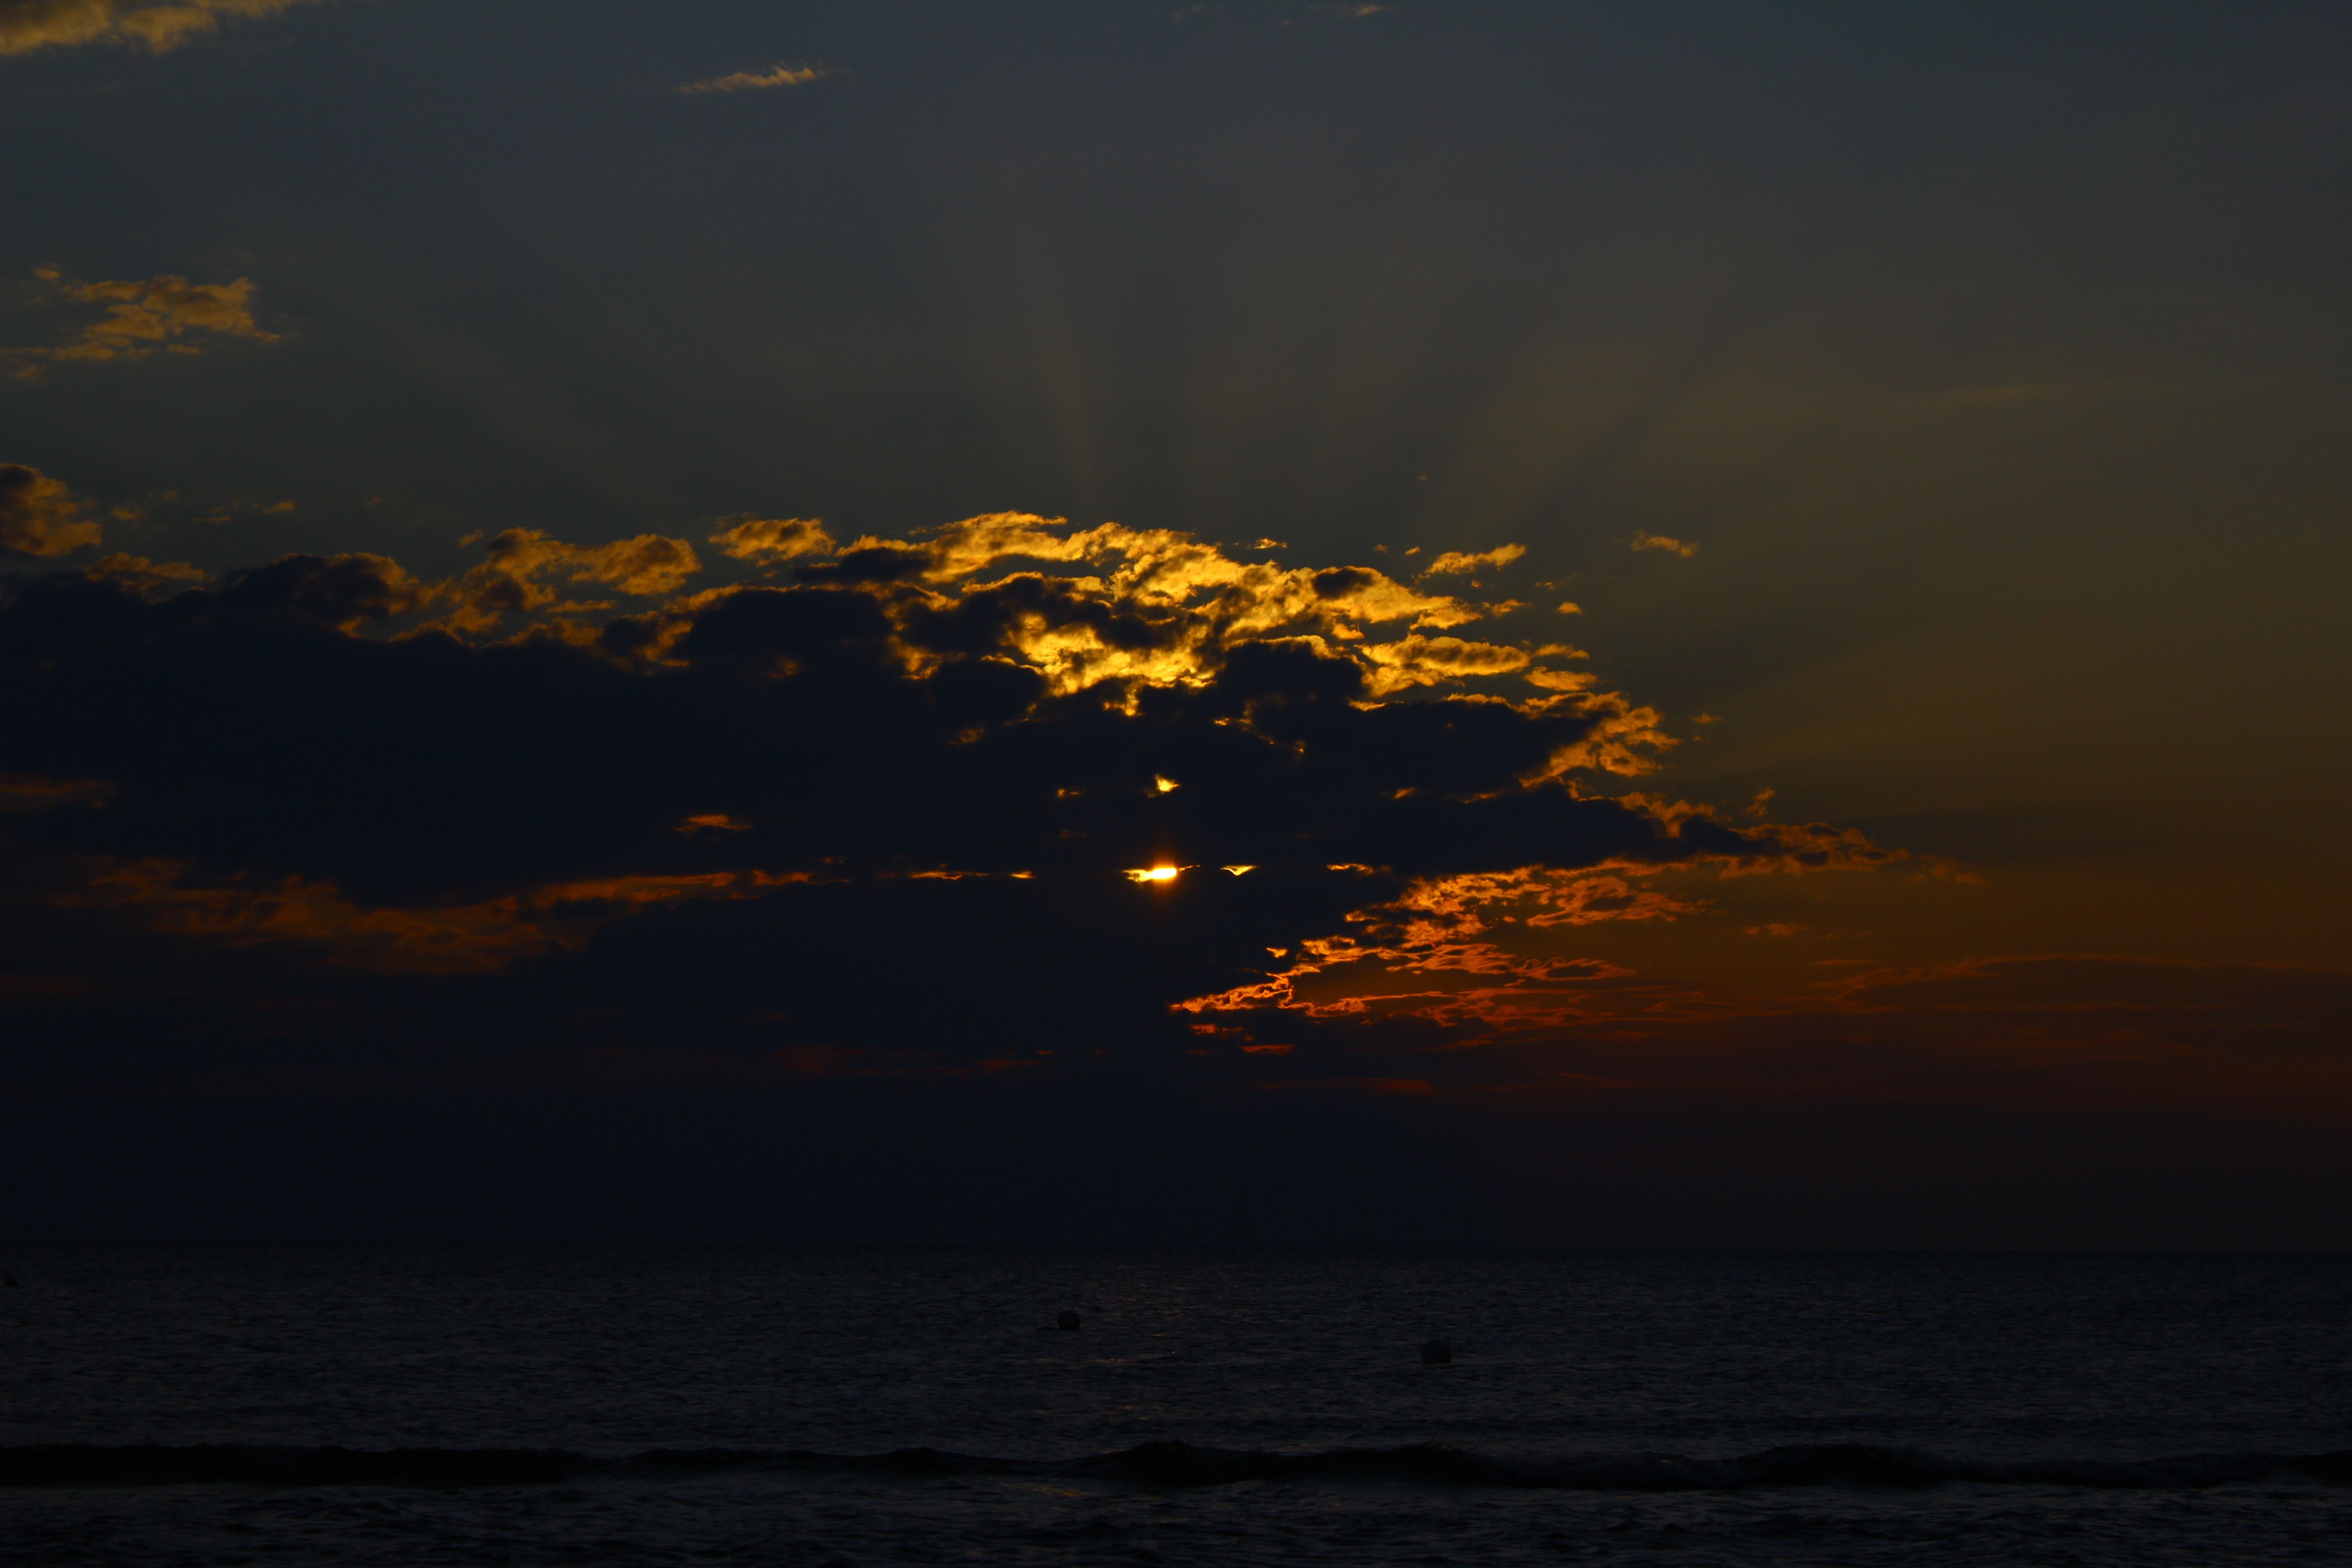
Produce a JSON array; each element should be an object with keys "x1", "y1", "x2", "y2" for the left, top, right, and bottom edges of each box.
[{"x1": 3, "y1": 517, "x2": 2347, "y2": 1246}]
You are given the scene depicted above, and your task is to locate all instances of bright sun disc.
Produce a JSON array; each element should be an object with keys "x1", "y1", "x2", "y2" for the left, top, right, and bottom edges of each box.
[{"x1": 1125, "y1": 866, "x2": 1180, "y2": 883}]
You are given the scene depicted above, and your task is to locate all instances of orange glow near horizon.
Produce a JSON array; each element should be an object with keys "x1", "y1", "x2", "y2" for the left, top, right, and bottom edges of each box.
[{"x1": 1126, "y1": 865, "x2": 1181, "y2": 883}]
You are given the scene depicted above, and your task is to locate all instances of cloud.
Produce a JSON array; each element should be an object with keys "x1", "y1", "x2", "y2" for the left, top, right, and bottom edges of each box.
[
  {"x1": 681, "y1": 61, "x2": 830, "y2": 95},
  {"x1": 1418, "y1": 544, "x2": 1524, "y2": 577},
  {"x1": 8, "y1": 269, "x2": 278, "y2": 373},
  {"x1": 0, "y1": 516, "x2": 1858, "y2": 956},
  {"x1": 1167, "y1": 935, "x2": 2352, "y2": 1126},
  {"x1": 86, "y1": 553, "x2": 207, "y2": 594},
  {"x1": 55, "y1": 857, "x2": 562, "y2": 973},
  {"x1": 0, "y1": 463, "x2": 102, "y2": 556},
  {"x1": 0, "y1": 502, "x2": 1955, "y2": 1252},
  {"x1": 221, "y1": 550, "x2": 436, "y2": 630},
  {"x1": 780, "y1": 512, "x2": 1502, "y2": 697},
  {"x1": 710, "y1": 515, "x2": 836, "y2": 566},
  {"x1": 442, "y1": 528, "x2": 701, "y2": 631},
  {"x1": 0, "y1": 0, "x2": 319, "y2": 54},
  {"x1": 1356, "y1": 633, "x2": 1531, "y2": 696},
  {"x1": 1176, "y1": 829, "x2": 1900, "y2": 1042},
  {"x1": 1631, "y1": 529, "x2": 1699, "y2": 557},
  {"x1": 15, "y1": 517, "x2": 2347, "y2": 1246}
]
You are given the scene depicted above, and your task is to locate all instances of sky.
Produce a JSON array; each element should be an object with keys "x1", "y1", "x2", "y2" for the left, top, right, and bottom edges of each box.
[{"x1": 2, "y1": 0, "x2": 2348, "y2": 1247}]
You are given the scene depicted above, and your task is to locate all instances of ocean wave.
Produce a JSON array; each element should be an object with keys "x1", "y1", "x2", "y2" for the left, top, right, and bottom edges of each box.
[
  {"x1": 5, "y1": 1441, "x2": 2348, "y2": 1491},
  {"x1": 1065, "y1": 1442, "x2": 2352, "y2": 1491}
]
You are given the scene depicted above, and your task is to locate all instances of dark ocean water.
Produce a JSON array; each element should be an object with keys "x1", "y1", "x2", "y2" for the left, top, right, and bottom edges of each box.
[{"x1": 0, "y1": 1248, "x2": 2347, "y2": 1566}]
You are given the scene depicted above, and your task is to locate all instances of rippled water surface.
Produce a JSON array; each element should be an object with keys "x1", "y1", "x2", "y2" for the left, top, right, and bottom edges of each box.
[{"x1": 2, "y1": 1247, "x2": 2348, "y2": 1564}]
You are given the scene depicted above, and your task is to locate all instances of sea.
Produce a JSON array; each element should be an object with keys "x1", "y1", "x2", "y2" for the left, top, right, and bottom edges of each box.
[{"x1": 0, "y1": 1247, "x2": 2347, "y2": 1565}]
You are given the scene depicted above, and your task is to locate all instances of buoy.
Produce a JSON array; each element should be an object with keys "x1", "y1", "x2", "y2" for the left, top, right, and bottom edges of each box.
[
  {"x1": 1057, "y1": 1310, "x2": 1082, "y2": 1331},
  {"x1": 1419, "y1": 1338, "x2": 1451, "y2": 1365},
  {"x1": 1, "y1": 1275, "x2": 15, "y2": 1289}
]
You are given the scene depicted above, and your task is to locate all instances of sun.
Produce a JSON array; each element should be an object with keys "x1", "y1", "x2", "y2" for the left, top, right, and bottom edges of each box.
[{"x1": 1124, "y1": 865, "x2": 1181, "y2": 883}]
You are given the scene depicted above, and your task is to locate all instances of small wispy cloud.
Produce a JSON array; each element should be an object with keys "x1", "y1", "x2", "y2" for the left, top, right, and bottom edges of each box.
[
  {"x1": 681, "y1": 61, "x2": 831, "y2": 96},
  {"x1": 1631, "y1": 529, "x2": 1699, "y2": 558},
  {"x1": 1418, "y1": 543, "x2": 1524, "y2": 578}
]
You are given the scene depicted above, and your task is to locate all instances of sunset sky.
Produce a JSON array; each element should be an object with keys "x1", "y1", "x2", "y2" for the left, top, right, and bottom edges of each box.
[{"x1": 4, "y1": 0, "x2": 2348, "y2": 1247}]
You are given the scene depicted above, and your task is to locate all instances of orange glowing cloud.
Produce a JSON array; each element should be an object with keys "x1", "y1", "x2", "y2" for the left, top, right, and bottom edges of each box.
[
  {"x1": 710, "y1": 515, "x2": 837, "y2": 565},
  {"x1": 442, "y1": 528, "x2": 701, "y2": 631},
  {"x1": 680, "y1": 61, "x2": 831, "y2": 94},
  {"x1": 0, "y1": 463, "x2": 103, "y2": 556},
  {"x1": 1631, "y1": 529, "x2": 1699, "y2": 557},
  {"x1": 0, "y1": 0, "x2": 323, "y2": 54},
  {"x1": 1418, "y1": 543, "x2": 1525, "y2": 577},
  {"x1": 8, "y1": 268, "x2": 279, "y2": 374},
  {"x1": 51, "y1": 856, "x2": 832, "y2": 974},
  {"x1": 1174, "y1": 815, "x2": 1902, "y2": 1041},
  {"x1": 1167, "y1": 937, "x2": 2352, "y2": 1131}
]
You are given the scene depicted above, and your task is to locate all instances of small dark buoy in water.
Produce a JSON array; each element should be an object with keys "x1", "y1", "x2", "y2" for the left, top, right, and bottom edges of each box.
[
  {"x1": 1, "y1": 1275, "x2": 15, "y2": 1289},
  {"x1": 1419, "y1": 1338, "x2": 1451, "y2": 1365},
  {"x1": 1057, "y1": 1310, "x2": 1082, "y2": 1331}
]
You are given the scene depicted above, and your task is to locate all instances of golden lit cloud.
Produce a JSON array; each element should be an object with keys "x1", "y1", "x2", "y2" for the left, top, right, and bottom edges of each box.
[
  {"x1": 681, "y1": 61, "x2": 830, "y2": 94},
  {"x1": 9, "y1": 268, "x2": 279, "y2": 372},
  {"x1": 7, "y1": 513, "x2": 1891, "y2": 1011},
  {"x1": 0, "y1": 463, "x2": 102, "y2": 556},
  {"x1": 544, "y1": 511, "x2": 1695, "y2": 740},
  {"x1": 1631, "y1": 528, "x2": 1699, "y2": 557},
  {"x1": 1418, "y1": 543, "x2": 1525, "y2": 577},
  {"x1": 1357, "y1": 633, "x2": 1531, "y2": 695},
  {"x1": 0, "y1": 0, "x2": 321, "y2": 55},
  {"x1": 445, "y1": 528, "x2": 701, "y2": 631},
  {"x1": 710, "y1": 515, "x2": 836, "y2": 565},
  {"x1": 787, "y1": 512, "x2": 1506, "y2": 698}
]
